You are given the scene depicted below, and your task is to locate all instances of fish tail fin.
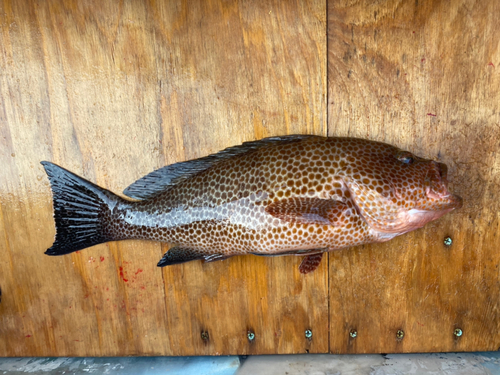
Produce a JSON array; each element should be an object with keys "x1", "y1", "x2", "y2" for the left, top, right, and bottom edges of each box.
[{"x1": 41, "y1": 161, "x2": 123, "y2": 256}]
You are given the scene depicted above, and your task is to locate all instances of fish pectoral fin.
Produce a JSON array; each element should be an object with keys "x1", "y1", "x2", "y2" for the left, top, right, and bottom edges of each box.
[
  {"x1": 265, "y1": 197, "x2": 350, "y2": 226},
  {"x1": 157, "y1": 247, "x2": 206, "y2": 267},
  {"x1": 299, "y1": 253, "x2": 324, "y2": 274}
]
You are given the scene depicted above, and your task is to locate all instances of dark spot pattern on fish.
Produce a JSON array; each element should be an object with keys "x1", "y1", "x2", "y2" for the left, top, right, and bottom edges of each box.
[{"x1": 42, "y1": 136, "x2": 462, "y2": 272}]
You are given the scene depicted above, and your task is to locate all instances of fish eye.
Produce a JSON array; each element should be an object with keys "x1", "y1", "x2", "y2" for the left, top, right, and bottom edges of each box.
[{"x1": 396, "y1": 151, "x2": 414, "y2": 164}]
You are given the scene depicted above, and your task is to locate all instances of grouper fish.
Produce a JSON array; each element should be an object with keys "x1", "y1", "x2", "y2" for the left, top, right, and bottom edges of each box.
[{"x1": 42, "y1": 135, "x2": 462, "y2": 274}]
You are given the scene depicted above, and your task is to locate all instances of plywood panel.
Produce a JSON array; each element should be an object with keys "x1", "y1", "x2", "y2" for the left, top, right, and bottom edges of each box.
[
  {"x1": 0, "y1": 0, "x2": 327, "y2": 356},
  {"x1": 328, "y1": 0, "x2": 500, "y2": 353}
]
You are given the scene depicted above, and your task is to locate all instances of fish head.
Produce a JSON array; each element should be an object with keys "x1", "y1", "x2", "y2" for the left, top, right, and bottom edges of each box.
[{"x1": 341, "y1": 139, "x2": 462, "y2": 236}]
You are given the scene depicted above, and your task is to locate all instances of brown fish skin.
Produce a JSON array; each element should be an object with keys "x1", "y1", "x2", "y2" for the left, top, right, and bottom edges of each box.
[{"x1": 42, "y1": 136, "x2": 462, "y2": 273}]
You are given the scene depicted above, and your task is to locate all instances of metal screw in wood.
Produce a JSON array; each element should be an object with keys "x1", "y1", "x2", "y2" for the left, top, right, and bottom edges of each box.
[
  {"x1": 396, "y1": 329, "x2": 404, "y2": 340},
  {"x1": 454, "y1": 328, "x2": 463, "y2": 337},
  {"x1": 350, "y1": 330, "x2": 357, "y2": 338},
  {"x1": 201, "y1": 331, "x2": 209, "y2": 341},
  {"x1": 444, "y1": 237, "x2": 453, "y2": 246},
  {"x1": 247, "y1": 331, "x2": 255, "y2": 341},
  {"x1": 305, "y1": 329, "x2": 312, "y2": 339}
]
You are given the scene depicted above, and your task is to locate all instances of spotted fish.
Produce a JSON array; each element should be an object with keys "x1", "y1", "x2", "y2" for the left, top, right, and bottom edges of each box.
[{"x1": 42, "y1": 135, "x2": 462, "y2": 274}]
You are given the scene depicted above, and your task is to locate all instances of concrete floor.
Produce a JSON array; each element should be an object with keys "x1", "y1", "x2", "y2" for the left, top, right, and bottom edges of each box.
[
  {"x1": 1, "y1": 353, "x2": 500, "y2": 375},
  {"x1": 238, "y1": 353, "x2": 500, "y2": 375}
]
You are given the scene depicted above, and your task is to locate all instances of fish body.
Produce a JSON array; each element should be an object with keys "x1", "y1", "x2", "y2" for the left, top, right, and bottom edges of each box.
[{"x1": 42, "y1": 135, "x2": 462, "y2": 273}]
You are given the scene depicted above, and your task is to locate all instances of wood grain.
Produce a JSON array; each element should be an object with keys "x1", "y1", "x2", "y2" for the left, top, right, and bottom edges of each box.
[
  {"x1": 0, "y1": 0, "x2": 326, "y2": 356},
  {"x1": 3, "y1": 0, "x2": 499, "y2": 357},
  {"x1": 328, "y1": 0, "x2": 500, "y2": 353}
]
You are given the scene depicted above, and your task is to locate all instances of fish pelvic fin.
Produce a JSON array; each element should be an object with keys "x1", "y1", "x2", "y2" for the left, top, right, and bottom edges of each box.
[{"x1": 41, "y1": 161, "x2": 123, "y2": 256}]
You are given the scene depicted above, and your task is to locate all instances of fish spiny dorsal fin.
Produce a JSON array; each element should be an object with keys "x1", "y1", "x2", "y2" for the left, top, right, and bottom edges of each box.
[{"x1": 123, "y1": 135, "x2": 320, "y2": 200}]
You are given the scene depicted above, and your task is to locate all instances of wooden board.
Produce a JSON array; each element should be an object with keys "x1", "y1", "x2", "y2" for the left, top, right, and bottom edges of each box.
[
  {"x1": 0, "y1": 0, "x2": 327, "y2": 356},
  {"x1": 2, "y1": 0, "x2": 500, "y2": 357},
  {"x1": 328, "y1": 0, "x2": 500, "y2": 353}
]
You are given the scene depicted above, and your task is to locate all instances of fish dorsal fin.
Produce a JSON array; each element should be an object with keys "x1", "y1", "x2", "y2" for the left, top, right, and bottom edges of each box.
[
  {"x1": 123, "y1": 135, "x2": 319, "y2": 199},
  {"x1": 265, "y1": 197, "x2": 351, "y2": 226}
]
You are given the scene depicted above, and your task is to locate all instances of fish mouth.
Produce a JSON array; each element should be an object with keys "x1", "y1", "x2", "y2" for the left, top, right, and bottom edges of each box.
[{"x1": 425, "y1": 161, "x2": 463, "y2": 209}]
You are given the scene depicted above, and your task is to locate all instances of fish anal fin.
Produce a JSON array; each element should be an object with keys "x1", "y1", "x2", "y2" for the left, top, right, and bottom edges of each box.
[
  {"x1": 265, "y1": 197, "x2": 350, "y2": 226},
  {"x1": 299, "y1": 253, "x2": 324, "y2": 274},
  {"x1": 157, "y1": 247, "x2": 206, "y2": 267},
  {"x1": 203, "y1": 254, "x2": 230, "y2": 263},
  {"x1": 158, "y1": 247, "x2": 229, "y2": 267}
]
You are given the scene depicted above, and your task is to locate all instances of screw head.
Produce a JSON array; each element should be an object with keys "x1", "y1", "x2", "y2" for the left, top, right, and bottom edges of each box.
[
  {"x1": 201, "y1": 331, "x2": 209, "y2": 341},
  {"x1": 349, "y1": 330, "x2": 357, "y2": 338},
  {"x1": 247, "y1": 331, "x2": 255, "y2": 341},
  {"x1": 305, "y1": 329, "x2": 313, "y2": 339},
  {"x1": 444, "y1": 237, "x2": 453, "y2": 246},
  {"x1": 396, "y1": 329, "x2": 405, "y2": 340},
  {"x1": 454, "y1": 328, "x2": 463, "y2": 337}
]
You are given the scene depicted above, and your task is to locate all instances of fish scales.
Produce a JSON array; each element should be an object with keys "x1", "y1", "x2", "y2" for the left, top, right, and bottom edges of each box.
[
  {"x1": 106, "y1": 137, "x2": 366, "y2": 255},
  {"x1": 42, "y1": 136, "x2": 462, "y2": 273}
]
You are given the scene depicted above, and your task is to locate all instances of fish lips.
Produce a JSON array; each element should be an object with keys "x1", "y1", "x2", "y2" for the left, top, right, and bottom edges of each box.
[{"x1": 425, "y1": 161, "x2": 463, "y2": 209}]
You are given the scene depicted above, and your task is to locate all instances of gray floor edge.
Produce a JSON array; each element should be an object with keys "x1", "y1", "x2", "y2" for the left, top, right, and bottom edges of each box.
[{"x1": 1, "y1": 352, "x2": 500, "y2": 375}]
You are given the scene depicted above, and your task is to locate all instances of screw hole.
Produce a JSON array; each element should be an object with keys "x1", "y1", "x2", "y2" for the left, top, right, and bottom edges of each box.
[{"x1": 201, "y1": 331, "x2": 209, "y2": 341}]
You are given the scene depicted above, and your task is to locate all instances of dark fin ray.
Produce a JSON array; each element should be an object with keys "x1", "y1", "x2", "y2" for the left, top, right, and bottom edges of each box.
[
  {"x1": 265, "y1": 197, "x2": 350, "y2": 226},
  {"x1": 299, "y1": 253, "x2": 324, "y2": 274},
  {"x1": 124, "y1": 135, "x2": 320, "y2": 200},
  {"x1": 157, "y1": 247, "x2": 206, "y2": 267},
  {"x1": 203, "y1": 254, "x2": 230, "y2": 263},
  {"x1": 251, "y1": 248, "x2": 326, "y2": 257},
  {"x1": 41, "y1": 161, "x2": 122, "y2": 255}
]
